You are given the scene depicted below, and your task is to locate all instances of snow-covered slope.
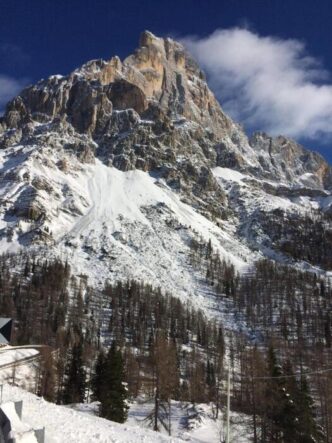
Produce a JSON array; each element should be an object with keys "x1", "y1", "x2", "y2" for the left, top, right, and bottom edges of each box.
[
  {"x1": 0, "y1": 30, "x2": 331, "y2": 321},
  {"x1": 0, "y1": 139, "x2": 255, "y2": 319},
  {"x1": 2, "y1": 385, "x2": 181, "y2": 443},
  {"x1": 2, "y1": 384, "x2": 252, "y2": 443},
  {"x1": 127, "y1": 398, "x2": 251, "y2": 443}
]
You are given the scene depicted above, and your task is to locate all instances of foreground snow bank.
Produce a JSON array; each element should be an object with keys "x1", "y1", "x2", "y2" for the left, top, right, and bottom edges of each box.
[
  {"x1": 0, "y1": 401, "x2": 38, "y2": 443},
  {"x1": 2, "y1": 385, "x2": 252, "y2": 442},
  {"x1": 2, "y1": 385, "x2": 180, "y2": 443}
]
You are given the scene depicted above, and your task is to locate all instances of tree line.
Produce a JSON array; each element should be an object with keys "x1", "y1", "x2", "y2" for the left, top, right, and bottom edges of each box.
[
  {"x1": 189, "y1": 237, "x2": 332, "y2": 441},
  {"x1": 1, "y1": 245, "x2": 331, "y2": 440}
]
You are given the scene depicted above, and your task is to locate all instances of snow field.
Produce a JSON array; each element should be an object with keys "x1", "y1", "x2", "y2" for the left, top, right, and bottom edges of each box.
[{"x1": 2, "y1": 385, "x2": 182, "y2": 443}]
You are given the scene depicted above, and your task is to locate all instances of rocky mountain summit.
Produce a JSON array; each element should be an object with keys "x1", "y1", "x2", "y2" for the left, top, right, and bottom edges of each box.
[{"x1": 0, "y1": 30, "x2": 331, "y2": 296}]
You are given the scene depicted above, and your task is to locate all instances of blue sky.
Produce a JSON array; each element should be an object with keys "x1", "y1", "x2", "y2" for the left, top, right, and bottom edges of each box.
[{"x1": 1, "y1": 0, "x2": 332, "y2": 161}]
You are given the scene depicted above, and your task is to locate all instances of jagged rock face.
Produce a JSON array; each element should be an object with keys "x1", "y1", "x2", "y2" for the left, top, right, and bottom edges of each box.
[
  {"x1": 0, "y1": 31, "x2": 235, "y2": 222},
  {"x1": 248, "y1": 132, "x2": 332, "y2": 189},
  {"x1": 1, "y1": 29, "x2": 331, "y2": 189},
  {"x1": 0, "y1": 30, "x2": 332, "y2": 273},
  {"x1": 77, "y1": 31, "x2": 232, "y2": 135},
  {"x1": 1, "y1": 31, "x2": 231, "y2": 137}
]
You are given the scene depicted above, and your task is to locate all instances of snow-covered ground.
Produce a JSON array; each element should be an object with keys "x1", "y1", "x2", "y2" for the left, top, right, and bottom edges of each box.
[
  {"x1": 0, "y1": 347, "x2": 39, "y2": 392},
  {"x1": 127, "y1": 399, "x2": 251, "y2": 443},
  {"x1": 2, "y1": 385, "x2": 181, "y2": 443},
  {"x1": 0, "y1": 347, "x2": 39, "y2": 368},
  {"x1": 0, "y1": 351, "x2": 251, "y2": 443},
  {"x1": 0, "y1": 144, "x2": 257, "y2": 323},
  {"x1": 1, "y1": 384, "x2": 252, "y2": 443}
]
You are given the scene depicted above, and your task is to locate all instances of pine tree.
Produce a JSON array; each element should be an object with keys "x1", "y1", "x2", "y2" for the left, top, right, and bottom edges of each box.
[
  {"x1": 264, "y1": 353, "x2": 322, "y2": 443},
  {"x1": 264, "y1": 346, "x2": 284, "y2": 441},
  {"x1": 296, "y1": 375, "x2": 323, "y2": 443},
  {"x1": 99, "y1": 342, "x2": 128, "y2": 423},
  {"x1": 206, "y1": 359, "x2": 216, "y2": 401},
  {"x1": 91, "y1": 350, "x2": 106, "y2": 401},
  {"x1": 280, "y1": 360, "x2": 300, "y2": 442},
  {"x1": 62, "y1": 342, "x2": 86, "y2": 404}
]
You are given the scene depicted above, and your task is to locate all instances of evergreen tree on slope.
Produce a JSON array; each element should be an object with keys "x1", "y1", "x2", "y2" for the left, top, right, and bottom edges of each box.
[
  {"x1": 99, "y1": 342, "x2": 128, "y2": 423},
  {"x1": 62, "y1": 342, "x2": 86, "y2": 404}
]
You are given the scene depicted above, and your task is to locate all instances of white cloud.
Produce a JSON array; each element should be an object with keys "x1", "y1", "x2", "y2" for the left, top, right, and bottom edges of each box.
[
  {"x1": 182, "y1": 28, "x2": 332, "y2": 141},
  {"x1": 0, "y1": 75, "x2": 26, "y2": 114}
]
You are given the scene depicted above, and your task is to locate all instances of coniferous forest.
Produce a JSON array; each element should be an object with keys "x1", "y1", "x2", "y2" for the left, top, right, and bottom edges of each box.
[{"x1": 0, "y1": 247, "x2": 331, "y2": 442}]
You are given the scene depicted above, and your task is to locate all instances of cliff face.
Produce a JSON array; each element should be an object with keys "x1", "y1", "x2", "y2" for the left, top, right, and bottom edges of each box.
[
  {"x1": 1, "y1": 30, "x2": 330, "y2": 186},
  {"x1": 0, "y1": 30, "x2": 331, "y2": 286},
  {"x1": 1, "y1": 31, "x2": 231, "y2": 135}
]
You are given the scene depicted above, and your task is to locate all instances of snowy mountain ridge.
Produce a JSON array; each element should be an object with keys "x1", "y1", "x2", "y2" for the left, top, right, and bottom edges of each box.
[{"x1": 0, "y1": 30, "x2": 331, "y2": 319}]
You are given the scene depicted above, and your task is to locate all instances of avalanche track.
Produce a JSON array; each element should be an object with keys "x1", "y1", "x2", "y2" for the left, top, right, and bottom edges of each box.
[{"x1": 50, "y1": 159, "x2": 255, "y2": 321}]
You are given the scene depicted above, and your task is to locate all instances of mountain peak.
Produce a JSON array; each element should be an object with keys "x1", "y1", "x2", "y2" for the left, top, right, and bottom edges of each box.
[
  {"x1": 0, "y1": 30, "x2": 331, "y2": 296},
  {"x1": 138, "y1": 30, "x2": 162, "y2": 48},
  {"x1": 0, "y1": 30, "x2": 331, "y2": 190},
  {"x1": 1, "y1": 31, "x2": 232, "y2": 140}
]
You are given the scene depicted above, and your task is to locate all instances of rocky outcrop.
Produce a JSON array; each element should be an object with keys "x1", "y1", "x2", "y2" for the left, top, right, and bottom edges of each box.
[
  {"x1": 107, "y1": 80, "x2": 147, "y2": 114},
  {"x1": 2, "y1": 31, "x2": 231, "y2": 138},
  {"x1": 248, "y1": 132, "x2": 332, "y2": 189}
]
